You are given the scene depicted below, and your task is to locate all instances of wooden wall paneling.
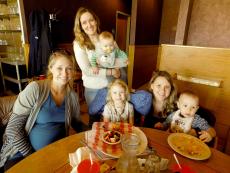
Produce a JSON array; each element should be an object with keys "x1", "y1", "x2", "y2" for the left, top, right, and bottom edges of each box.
[
  {"x1": 157, "y1": 44, "x2": 230, "y2": 153},
  {"x1": 23, "y1": 0, "x2": 131, "y2": 44},
  {"x1": 225, "y1": 129, "x2": 230, "y2": 154},
  {"x1": 131, "y1": 45, "x2": 159, "y2": 89},
  {"x1": 159, "y1": 0, "x2": 180, "y2": 44},
  {"x1": 128, "y1": 45, "x2": 135, "y2": 90},
  {"x1": 130, "y1": 0, "x2": 137, "y2": 45},
  {"x1": 135, "y1": 0, "x2": 163, "y2": 45},
  {"x1": 175, "y1": 0, "x2": 194, "y2": 44},
  {"x1": 22, "y1": 43, "x2": 30, "y2": 71},
  {"x1": 115, "y1": 11, "x2": 130, "y2": 53},
  {"x1": 18, "y1": 0, "x2": 28, "y2": 43}
]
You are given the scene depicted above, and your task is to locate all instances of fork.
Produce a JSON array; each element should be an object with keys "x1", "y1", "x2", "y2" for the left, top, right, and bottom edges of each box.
[{"x1": 80, "y1": 139, "x2": 104, "y2": 160}]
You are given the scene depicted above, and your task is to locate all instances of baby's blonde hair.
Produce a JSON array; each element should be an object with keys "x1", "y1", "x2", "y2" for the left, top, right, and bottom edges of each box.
[
  {"x1": 99, "y1": 31, "x2": 114, "y2": 41},
  {"x1": 106, "y1": 79, "x2": 130, "y2": 103},
  {"x1": 179, "y1": 91, "x2": 199, "y2": 105}
]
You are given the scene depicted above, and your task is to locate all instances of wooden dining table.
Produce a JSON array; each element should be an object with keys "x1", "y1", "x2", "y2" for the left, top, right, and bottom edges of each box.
[{"x1": 6, "y1": 127, "x2": 230, "y2": 173}]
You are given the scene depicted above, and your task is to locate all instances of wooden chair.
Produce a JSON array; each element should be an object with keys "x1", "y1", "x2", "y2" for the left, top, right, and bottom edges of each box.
[{"x1": 73, "y1": 71, "x2": 84, "y2": 103}]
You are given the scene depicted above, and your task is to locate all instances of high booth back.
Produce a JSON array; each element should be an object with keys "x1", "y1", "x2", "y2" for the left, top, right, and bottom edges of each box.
[{"x1": 157, "y1": 44, "x2": 230, "y2": 154}]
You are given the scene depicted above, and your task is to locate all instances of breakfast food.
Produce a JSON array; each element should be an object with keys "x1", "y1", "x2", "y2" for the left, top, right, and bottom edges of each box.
[
  {"x1": 172, "y1": 137, "x2": 203, "y2": 156},
  {"x1": 103, "y1": 131, "x2": 121, "y2": 144},
  {"x1": 168, "y1": 133, "x2": 211, "y2": 160}
]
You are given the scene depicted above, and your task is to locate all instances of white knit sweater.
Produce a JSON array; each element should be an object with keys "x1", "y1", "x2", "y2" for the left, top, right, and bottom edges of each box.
[{"x1": 73, "y1": 41, "x2": 109, "y2": 89}]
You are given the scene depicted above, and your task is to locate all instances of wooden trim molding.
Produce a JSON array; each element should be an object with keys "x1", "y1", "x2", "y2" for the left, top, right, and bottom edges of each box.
[{"x1": 175, "y1": 73, "x2": 222, "y2": 88}]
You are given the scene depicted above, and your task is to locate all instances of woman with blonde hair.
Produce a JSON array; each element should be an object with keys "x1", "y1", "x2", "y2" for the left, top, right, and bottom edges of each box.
[
  {"x1": 103, "y1": 79, "x2": 134, "y2": 125},
  {"x1": 73, "y1": 7, "x2": 122, "y2": 126},
  {"x1": 73, "y1": 7, "x2": 121, "y2": 106},
  {"x1": 0, "y1": 50, "x2": 85, "y2": 170}
]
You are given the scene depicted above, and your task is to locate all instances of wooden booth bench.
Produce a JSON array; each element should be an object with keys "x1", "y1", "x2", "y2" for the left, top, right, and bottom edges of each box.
[{"x1": 156, "y1": 44, "x2": 230, "y2": 154}]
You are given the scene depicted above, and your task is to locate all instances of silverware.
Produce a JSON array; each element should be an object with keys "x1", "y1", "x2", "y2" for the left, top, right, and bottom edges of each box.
[
  {"x1": 80, "y1": 139, "x2": 103, "y2": 160},
  {"x1": 80, "y1": 139, "x2": 117, "y2": 160}
]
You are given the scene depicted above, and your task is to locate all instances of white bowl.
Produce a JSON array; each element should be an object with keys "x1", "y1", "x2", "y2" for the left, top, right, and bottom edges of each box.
[{"x1": 102, "y1": 130, "x2": 122, "y2": 145}]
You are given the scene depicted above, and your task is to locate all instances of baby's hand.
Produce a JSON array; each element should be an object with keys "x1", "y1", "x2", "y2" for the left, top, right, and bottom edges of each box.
[
  {"x1": 187, "y1": 128, "x2": 197, "y2": 137},
  {"x1": 154, "y1": 122, "x2": 164, "y2": 129},
  {"x1": 92, "y1": 67, "x2": 99, "y2": 74},
  {"x1": 199, "y1": 130, "x2": 212, "y2": 142}
]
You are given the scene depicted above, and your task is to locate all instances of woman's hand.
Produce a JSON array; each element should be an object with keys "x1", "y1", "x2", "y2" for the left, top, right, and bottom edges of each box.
[
  {"x1": 199, "y1": 130, "x2": 212, "y2": 142},
  {"x1": 112, "y1": 68, "x2": 121, "y2": 78}
]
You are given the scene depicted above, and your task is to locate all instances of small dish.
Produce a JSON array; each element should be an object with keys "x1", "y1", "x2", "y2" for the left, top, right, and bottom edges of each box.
[{"x1": 102, "y1": 130, "x2": 122, "y2": 145}]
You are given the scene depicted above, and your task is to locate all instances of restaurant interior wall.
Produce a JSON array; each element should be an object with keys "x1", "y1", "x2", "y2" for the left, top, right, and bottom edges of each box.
[
  {"x1": 160, "y1": 0, "x2": 230, "y2": 48},
  {"x1": 129, "y1": 0, "x2": 163, "y2": 89},
  {"x1": 134, "y1": 0, "x2": 163, "y2": 45},
  {"x1": 22, "y1": 0, "x2": 132, "y2": 44}
]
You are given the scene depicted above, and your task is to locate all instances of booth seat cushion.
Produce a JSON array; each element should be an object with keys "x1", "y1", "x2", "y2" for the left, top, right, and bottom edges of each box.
[
  {"x1": 0, "y1": 95, "x2": 17, "y2": 126},
  {"x1": 0, "y1": 95, "x2": 17, "y2": 147}
]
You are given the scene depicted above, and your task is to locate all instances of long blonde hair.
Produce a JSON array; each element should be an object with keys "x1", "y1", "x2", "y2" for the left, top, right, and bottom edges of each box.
[
  {"x1": 73, "y1": 7, "x2": 100, "y2": 50},
  {"x1": 106, "y1": 79, "x2": 130, "y2": 103},
  {"x1": 149, "y1": 71, "x2": 177, "y2": 116},
  {"x1": 47, "y1": 50, "x2": 76, "y2": 88}
]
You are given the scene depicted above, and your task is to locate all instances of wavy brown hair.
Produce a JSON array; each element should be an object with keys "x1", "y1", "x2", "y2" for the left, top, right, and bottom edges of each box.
[
  {"x1": 149, "y1": 71, "x2": 177, "y2": 117},
  {"x1": 73, "y1": 7, "x2": 100, "y2": 50},
  {"x1": 47, "y1": 50, "x2": 76, "y2": 88}
]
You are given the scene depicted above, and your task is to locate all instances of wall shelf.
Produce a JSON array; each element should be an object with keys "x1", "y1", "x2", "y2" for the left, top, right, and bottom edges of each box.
[
  {"x1": 0, "y1": 29, "x2": 21, "y2": 32},
  {"x1": 0, "y1": 0, "x2": 7, "y2": 5},
  {"x1": 0, "y1": 0, "x2": 27, "y2": 93},
  {"x1": 0, "y1": 57, "x2": 28, "y2": 92},
  {"x1": 0, "y1": 13, "x2": 19, "y2": 19}
]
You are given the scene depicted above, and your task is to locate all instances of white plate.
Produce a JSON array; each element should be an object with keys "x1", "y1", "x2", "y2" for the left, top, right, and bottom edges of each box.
[{"x1": 167, "y1": 133, "x2": 211, "y2": 160}]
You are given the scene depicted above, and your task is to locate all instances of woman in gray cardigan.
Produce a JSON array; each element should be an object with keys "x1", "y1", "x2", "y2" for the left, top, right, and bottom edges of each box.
[{"x1": 0, "y1": 50, "x2": 85, "y2": 170}]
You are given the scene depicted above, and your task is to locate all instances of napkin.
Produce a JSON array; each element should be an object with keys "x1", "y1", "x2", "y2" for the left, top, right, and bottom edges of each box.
[
  {"x1": 69, "y1": 147, "x2": 90, "y2": 168},
  {"x1": 86, "y1": 122, "x2": 133, "y2": 157}
]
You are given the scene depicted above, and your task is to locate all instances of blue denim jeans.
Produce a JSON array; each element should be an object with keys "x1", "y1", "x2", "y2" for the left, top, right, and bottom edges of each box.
[
  {"x1": 84, "y1": 88, "x2": 100, "y2": 106},
  {"x1": 84, "y1": 88, "x2": 102, "y2": 128}
]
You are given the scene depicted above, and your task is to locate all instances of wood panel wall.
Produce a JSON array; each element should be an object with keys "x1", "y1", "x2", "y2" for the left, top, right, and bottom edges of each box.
[
  {"x1": 128, "y1": 45, "x2": 159, "y2": 89},
  {"x1": 22, "y1": 0, "x2": 131, "y2": 43},
  {"x1": 157, "y1": 44, "x2": 230, "y2": 153}
]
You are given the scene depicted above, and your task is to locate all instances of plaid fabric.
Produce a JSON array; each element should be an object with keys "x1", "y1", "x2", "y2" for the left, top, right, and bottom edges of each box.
[{"x1": 86, "y1": 122, "x2": 133, "y2": 158}]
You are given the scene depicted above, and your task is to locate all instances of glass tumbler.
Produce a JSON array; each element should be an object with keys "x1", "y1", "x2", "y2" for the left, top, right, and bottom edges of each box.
[{"x1": 116, "y1": 133, "x2": 140, "y2": 173}]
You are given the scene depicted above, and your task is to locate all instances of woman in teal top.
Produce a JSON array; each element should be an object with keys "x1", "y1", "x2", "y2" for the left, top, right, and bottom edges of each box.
[
  {"x1": 0, "y1": 50, "x2": 86, "y2": 170},
  {"x1": 29, "y1": 94, "x2": 66, "y2": 150}
]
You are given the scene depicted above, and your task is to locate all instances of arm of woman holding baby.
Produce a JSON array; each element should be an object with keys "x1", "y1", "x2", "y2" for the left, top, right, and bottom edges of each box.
[{"x1": 73, "y1": 41, "x2": 120, "y2": 78}]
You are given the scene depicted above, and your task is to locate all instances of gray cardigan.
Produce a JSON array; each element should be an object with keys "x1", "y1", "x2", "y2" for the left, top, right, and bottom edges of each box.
[{"x1": 0, "y1": 79, "x2": 82, "y2": 167}]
